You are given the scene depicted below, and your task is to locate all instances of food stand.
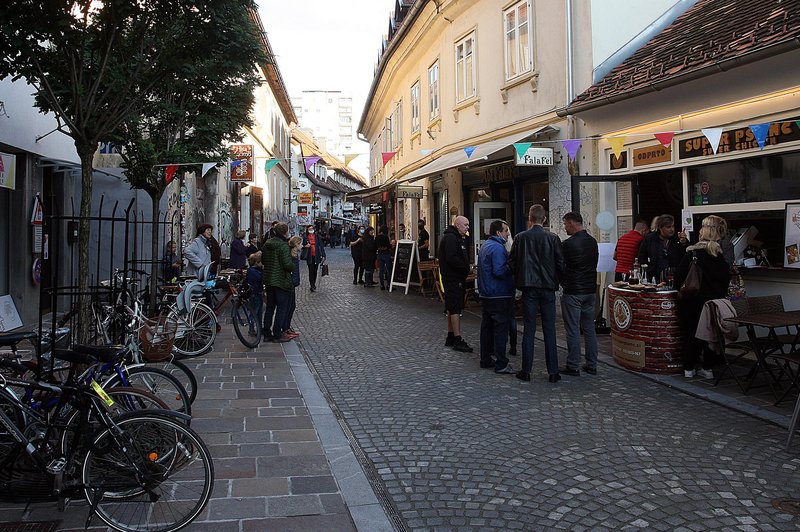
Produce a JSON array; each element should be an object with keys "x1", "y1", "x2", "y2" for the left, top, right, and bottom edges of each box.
[{"x1": 608, "y1": 285, "x2": 684, "y2": 374}]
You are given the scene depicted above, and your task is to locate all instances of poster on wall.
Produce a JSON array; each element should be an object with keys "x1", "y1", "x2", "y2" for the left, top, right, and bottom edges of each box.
[
  {"x1": 0, "y1": 152, "x2": 17, "y2": 190},
  {"x1": 784, "y1": 202, "x2": 800, "y2": 268}
]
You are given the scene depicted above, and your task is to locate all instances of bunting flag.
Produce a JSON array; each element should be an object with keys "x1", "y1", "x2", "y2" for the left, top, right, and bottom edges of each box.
[
  {"x1": 701, "y1": 127, "x2": 724, "y2": 154},
  {"x1": 608, "y1": 137, "x2": 626, "y2": 158},
  {"x1": 463, "y1": 146, "x2": 477, "y2": 158},
  {"x1": 304, "y1": 156, "x2": 321, "y2": 174},
  {"x1": 164, "y1": 164, "x2": 179, "y2": 185},
  {"x1": 420, "y1": 149, "x2": 433, "y2": 156},
  {"x1": 382, "y1": 151, "x2": 396, "y2": 166},
  {"x1": 562, "y1": 139, "x2": 582, "y2": 161},
  {"x1": 513, "y1": 142, "x2": 532, "y2": 158},
  {"x1": 344, "y1": 153, "x2": 359, "y2": 166},
  {"x1": 654, "y1": 132, "x2": 675, "y2": 148},
  {"x1": 0, "y1": 157, "x2": 4, "y2": 173},
  {"x1": 265, "y1": 158, "x2": 280, "y2": 172},
  {"x1": 201, "y1": 163, "x2": 216, "y2": 178},
  {"x1": 749, "y1": 123, "x2": 770, "y2": 150}
]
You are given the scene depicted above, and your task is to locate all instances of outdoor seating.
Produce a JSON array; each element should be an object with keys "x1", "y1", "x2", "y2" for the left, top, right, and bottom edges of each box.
[
  {"x1": 417, "y1": 259, "x2": 439, "y2": 299},
  {"x1": 708, "y1": 299, "x2": 752, "y2": 393}
]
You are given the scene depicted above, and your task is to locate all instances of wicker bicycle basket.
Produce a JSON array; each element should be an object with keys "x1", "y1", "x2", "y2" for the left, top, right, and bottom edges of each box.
[{"x1": 138, "y1": 314, "x2": 178, "y2": 362}]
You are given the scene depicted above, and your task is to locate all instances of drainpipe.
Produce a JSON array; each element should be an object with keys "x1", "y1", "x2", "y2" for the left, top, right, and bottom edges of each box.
[{"x1": 566, "y1": 0, "x2": 575, "y2": 105}]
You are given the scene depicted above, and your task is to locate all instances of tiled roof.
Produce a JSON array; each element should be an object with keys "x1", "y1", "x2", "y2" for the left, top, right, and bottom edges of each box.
[{"x1": 569, "y1": 0, "x2": 800, "y2": 112}]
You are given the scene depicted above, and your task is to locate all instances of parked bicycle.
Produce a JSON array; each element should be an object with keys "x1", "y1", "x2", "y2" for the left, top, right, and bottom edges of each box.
[{"x1": 206, "y1": 269, "x2": 261, "y2": 349}]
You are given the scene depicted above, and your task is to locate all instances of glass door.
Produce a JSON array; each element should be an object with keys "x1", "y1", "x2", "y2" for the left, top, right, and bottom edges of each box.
[
  {"x1": 472, "y1": 201, "x2": 512, "y2": 265},
  {"x1": 571, "y1": 175, "x2": 638, "y2": 246}
]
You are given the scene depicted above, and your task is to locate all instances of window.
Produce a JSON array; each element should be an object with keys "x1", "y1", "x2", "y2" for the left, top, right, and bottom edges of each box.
[
  {"x1": 428, "y1": 61, "x2": 440, "y2": 120},
  {"x1": 455, "y1": 33, "x2": 476, "y2": 102},
  {"x1": 504, "y1": 1, "x2": 532, "y2": 80},
  {"x1": 384, "y1": 119, "x2": 393, "y2": 153},
  {"x1": 391, "y1": 101, "x2": 402, "y2": 149},
  {"x1": 410, "y1": 82, "x2": 420, "y2": 133}
]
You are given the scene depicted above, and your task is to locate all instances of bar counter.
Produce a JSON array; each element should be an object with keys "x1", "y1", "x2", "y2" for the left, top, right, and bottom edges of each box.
[{"x1": 608, "y1": 285, "x2": 684, "y2": 374}]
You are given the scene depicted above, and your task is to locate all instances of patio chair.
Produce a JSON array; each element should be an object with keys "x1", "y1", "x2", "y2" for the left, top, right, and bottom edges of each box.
[{"x1": 708, "y1": 299, "x2": 752, "y2": 393}]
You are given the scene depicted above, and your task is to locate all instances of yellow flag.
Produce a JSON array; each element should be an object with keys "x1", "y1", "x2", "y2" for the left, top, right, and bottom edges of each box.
[
  {"x1": 344, "y1": 154, "x2": 359, "y2": 166},
  {"x1": 608, "y1": 137, "x2": 626, "y2": 158}
]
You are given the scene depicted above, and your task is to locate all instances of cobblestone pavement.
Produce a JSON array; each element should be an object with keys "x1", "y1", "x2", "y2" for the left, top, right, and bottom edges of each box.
[{"x1": 294, "y1": 248, "x2": 800, "y2": 531}]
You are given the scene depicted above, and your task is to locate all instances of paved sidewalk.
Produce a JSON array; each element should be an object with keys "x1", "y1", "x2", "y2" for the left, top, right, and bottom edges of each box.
[{"x1": 0, "y1": 325, "x2": 394, "y2": 531}]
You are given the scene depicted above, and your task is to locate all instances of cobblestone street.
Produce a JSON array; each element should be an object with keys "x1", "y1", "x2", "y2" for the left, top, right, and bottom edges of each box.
[{"x1": 293, "y1": 248, "x2": 800, "y2": 530}]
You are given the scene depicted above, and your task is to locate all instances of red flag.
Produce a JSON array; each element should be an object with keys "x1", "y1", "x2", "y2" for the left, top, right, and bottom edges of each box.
[
  {"x1": 382, "y1": 152, "x2": 396, "y2": 167},
  {"x1": 164, "y1": 164, "x2": 179, "y2": 184},
  {"x1": 654, "y1": 132, "x2": 675, "y2": 147}
]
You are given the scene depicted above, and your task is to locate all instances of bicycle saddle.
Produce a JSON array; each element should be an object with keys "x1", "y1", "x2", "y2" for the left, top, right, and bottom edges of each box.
[
  {"x1": 0, "y1": 331, "x2": 38, "y2": 347},
  {"x1": 54, "y1": 344, "x2": 125, "y2": 365}
]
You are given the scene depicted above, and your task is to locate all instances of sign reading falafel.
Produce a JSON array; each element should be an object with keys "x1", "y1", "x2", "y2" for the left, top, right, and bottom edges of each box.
[{"x1": 611, "y1": 335, "x2": 646, "y2": 368}]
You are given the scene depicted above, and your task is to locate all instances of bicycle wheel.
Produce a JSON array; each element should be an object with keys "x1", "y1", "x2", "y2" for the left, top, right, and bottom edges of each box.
[
  {"x1": 129, "y1": 359, "x2": 198, "y2": 405},
  {"x1": 231, "y1": 299, "x2": 261, "y2": 349},
  {"x1": 104, "y1": 367, "x2": 191, "y2": 417},
  {"x1": 0, "y1": 387, "x2": 25, "y2": 457},
  {"x1": 83, "y1": 412, "x2": 213, "y2": 532},
  {"x1": 170, "y1": 303, "x2": 217, "y2": 357}
]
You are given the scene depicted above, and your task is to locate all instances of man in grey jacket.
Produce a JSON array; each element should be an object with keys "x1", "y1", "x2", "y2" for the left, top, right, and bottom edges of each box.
[{"x1": 509, "y1": 205, "x2": 564, "y2": 383}]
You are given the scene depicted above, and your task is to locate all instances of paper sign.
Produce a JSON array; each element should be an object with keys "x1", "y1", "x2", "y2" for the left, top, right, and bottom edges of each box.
[
  {"x1": 681, "y1": 209, "x2": 694, "y2": 232},
  {"x1": 0, "y1": 295, "x2": 23, "y2": 331}
]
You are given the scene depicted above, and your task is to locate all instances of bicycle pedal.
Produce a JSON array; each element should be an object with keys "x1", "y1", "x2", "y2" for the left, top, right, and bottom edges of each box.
[{"x1": 47, "y1": 456, "x2": 67, "y2": 474}]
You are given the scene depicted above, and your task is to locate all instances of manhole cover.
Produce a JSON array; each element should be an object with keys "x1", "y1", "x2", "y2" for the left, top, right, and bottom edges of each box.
[
  {"x1": 0, "y1": 522, "x2": 60, "y2": 532},
  {"x1": 773, "y1": 498, "x2": 800, "y2": 515}
]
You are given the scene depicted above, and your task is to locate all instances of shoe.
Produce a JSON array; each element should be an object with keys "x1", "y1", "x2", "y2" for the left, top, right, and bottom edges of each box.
[
  {"x1": 684, "y1": 369, "x2": 696, "y2": 378},
  {"x1": 286, "y1": 328, "x2": 300, "y2": 338},
  {"x1": 452, "y1": 340, "x2": 474, "y2": 353},
  {"x1": 380, "y1": 285, "x2": 385, "y2": 290},
  {"x1": 562, "y1": 367, "x2": 580, "y2": 377},
  {"x1": 548, "y1": 373, "x2": 561, "y2": 383},
  {"x1": 273, "y1": 333, "x2": 292, "y2": 343},
  {"x1": 358, "y1": 279, "x2": 365, "y2": 284},
  {"x1": 310, "y1": 286, "x2": 316, "y2": 291},
  {"x1": 697, "y1": 368, "x2": 714, "y2": 379},
  {"x1": 516, "y1": 370, "x2": 531, "y2": 382},
  {"x1": 285, "y1": 332, "x2": 300, "y2": 339},
  {"x1": 495, "y1": 365, "x2": 515, "y2": 374},
  {"x1": 581, "y1": 365, "x2": 597, "y2": 375},
  {"x1": 353, "y1": 280, "x2": 358, "y2": 285},
  {"x1": 479, "y1": 362, "x2": 495, "y2": 369},
  {"x1": 216, "y1": 323, "x2": 222, "y2": 333},
  {"x1": 445, "y1": 336, "x2": 455, "y2": 347}
]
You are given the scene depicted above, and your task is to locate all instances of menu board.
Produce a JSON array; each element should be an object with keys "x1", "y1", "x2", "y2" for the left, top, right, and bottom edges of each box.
[
  {"x1": 390, "y1": 240, "x2": 420, "y2": 294},
  {"x1": 784, "y1": 202, "x2": 800, "y2": 268}
]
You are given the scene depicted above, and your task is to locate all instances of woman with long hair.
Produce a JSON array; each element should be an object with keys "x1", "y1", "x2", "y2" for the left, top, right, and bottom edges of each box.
[{"x1": 302, "y1": 225, "x2": 326, "y2": 292}]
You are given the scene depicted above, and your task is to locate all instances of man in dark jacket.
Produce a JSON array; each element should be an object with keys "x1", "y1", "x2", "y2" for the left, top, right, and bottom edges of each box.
[
  {"x1": 261, "y1": 222, "x2": 295, "y2": 342},
  {"x1": 638, "y1": 214, "x2": 688, "y2": 282},
  {"x1": 560, "y1": 212, "x2": 599, "y2": 376},
  {"x1": 477, "y1": 220, "x2": 515, "y2": 373},
  {"x1": 439, "y1": 216, "x2": 473, "y2": 353},
  {"x1": 509, "y1": 204, "x2": 564, "y2": 383}
]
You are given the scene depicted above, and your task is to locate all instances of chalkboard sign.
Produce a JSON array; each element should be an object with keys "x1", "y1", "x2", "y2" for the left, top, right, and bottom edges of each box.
[{"x1": 390, "y1": 240, "x2": 421, "y2": 294}]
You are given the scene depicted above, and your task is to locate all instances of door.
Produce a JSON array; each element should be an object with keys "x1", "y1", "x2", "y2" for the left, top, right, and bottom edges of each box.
[
  {"x1": 472, "y1": 201, "x2": 512, "y2": 265},
  {"x1": 571, "y1": 175, "x2": 638, "y2": 246}
]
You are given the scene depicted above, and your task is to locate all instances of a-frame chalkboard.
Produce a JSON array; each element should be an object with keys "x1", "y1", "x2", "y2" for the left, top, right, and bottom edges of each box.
[{"x1": 390, "y1": 240, "x2": 421, "y2": 294}]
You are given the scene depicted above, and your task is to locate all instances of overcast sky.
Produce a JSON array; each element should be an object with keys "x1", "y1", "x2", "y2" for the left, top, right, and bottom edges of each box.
[{"x1": 258, "y1": 0, "x2": 397, "y2": 174}]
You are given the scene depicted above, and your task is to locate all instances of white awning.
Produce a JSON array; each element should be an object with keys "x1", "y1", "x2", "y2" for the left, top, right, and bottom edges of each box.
[{"x1": 393, "y1": 125, "x2": 558, "y2": 185}]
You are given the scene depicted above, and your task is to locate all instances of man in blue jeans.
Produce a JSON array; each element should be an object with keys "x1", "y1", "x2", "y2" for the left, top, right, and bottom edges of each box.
[
  {"x1": 560, "y1": 212, "x2": 599, "y2": 376},
  {"x1": 477, "y1": 220, "x2": 515, "y2": 374},
  {"x1": 509, "y1": 205, "x2": 564, "y2": 383}
]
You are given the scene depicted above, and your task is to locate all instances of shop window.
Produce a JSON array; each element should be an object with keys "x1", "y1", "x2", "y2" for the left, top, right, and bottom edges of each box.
[
  {"x1": 503, "y1": 1, "x2": 533, "y2": 81},
  {"x1": 523, "y1": 181, "x2": 549, "y2": 227},
  {"x1": 410, "y1": 82, "x2": 420, "y2": 134},
  {"x1": 687, "y1": 152, "x2": 800, "y2": 206}
]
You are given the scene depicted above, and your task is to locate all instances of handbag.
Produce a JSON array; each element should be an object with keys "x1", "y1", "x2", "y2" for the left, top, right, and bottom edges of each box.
[
  {"x1": 300, "y1": 247, "x2": 308, "y2": 261},
  {"x1": 321, "y1": 264, "x2": 329, "y2": 277},
  {"x1": 678, "y1": 251, "x2": 702, "y2": 300},
  {"x1": 727, "y1": 266, "x2": 746, "y2": 300}
]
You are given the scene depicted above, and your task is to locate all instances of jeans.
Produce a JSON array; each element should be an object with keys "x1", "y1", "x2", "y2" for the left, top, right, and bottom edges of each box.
[
  {"x1": 479, "y1": 297, "x2": 513, "y2": 370},
  {"x1": 352, "y1": 257, "x2": 363, "y2": 282},
  {"x1": 263, "y1": 286, "x2": 277, "y2": 338},
  {"x1": 285, "y1": 290, "x2": 297, "y2": 331},
  {"x1": 378, "y1": 252, "x2": 392, "y2": 287},
  {"x1": 271, "y1": 287, "x2": 292, "y2": 338},
  {"x1": 520, "y1": 288, "x2": 558, "y2": 375},
  {"x1": 365, "y1": 268, "x2": 375, "y2": 284},
  {"x1": 250, "y1": 293, "x2": 263, "y2": 332},
  {"x1": 560, "y1": 293, "x2": 598, "y2": 370}
]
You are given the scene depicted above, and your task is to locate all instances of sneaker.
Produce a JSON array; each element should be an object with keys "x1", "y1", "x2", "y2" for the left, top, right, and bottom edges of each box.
[
  {"x1": 358, "y1": 279, "x2": 365, "y2": 284},
  {"x1": 444, "y1": 336, "x2": 455, "y2": 347},
  {"x1": 495, "y1": 365, "x2": 515, "y2": 374},
  {"x1": 697, "y1": 368, "x2": 714, "y2": 379},
  {"x1": 684, "y1": 369, "x2": 696, "y2": 378},
  {"x1": 353, "y1": 280, "x2": 358, "y2": 285},
  {"x1": 581, "y1": 365, "x2": 597, "y2": 375},
  {"x1": 452, "y1": 339, "x2": 474, "y2": 353},
  {"x1": 273, "y1": 333, "x2": 292, "y2": 343},
  {"x1": 562, "y1": 367, "x2": 580, "y2": 377}
]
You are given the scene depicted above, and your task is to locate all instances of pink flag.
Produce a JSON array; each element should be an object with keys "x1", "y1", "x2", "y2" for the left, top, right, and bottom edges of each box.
[
  {"x1": 561, "y1": 139, "x2": 582, "y2": 161},
  {"x1": 304, "y1": 156, "x2": 321, "y2": 174},
  {"x1": 164, "y1": 164, "x2": 179, "y2": 184},
  {"x1": 382, "y1": 152, "x2": 396, "y2": 166},
  {"x1": 654, "y1": 132, "x2": 675, "y2": 148}
]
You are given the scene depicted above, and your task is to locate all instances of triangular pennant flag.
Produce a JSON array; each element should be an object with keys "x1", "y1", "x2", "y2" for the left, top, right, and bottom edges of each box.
[
  {"x1": 344, "y1": 154, "x2": 359, "y2": 166},
  {"x1": 382, "y1": 152, "x2": 396, "y2": 166},
  {"x1": 0, "y1": 156, "x2": 4, "y2": 173},
  {"x1": 164, "y1": 164, "x2": 179, "y2": 185},
  {"x1": 608, "y1": 137, "x2": 626, "y2": 158},
  {"x1": 464, "y1": 146, "x2": 477, "y2": 158},
  {"x1": 201, "y1": 163, "x2": 216, "y2": 178},
  {"x1": 420, "y1": 149, "x2": 433, "y2": 156},
  {"x1": 796, "y1": 120, "x2": 800, "y2": 130},
  {"x1": 701, "y1": 128, "x2": 724, "y2": 154},
  {"x1": 749, "y1": 123, "x2": 770, "y2": 150},
  {"x1": 654, "y1": 132, "x2": 675, "y2": 148},
  {"x1": 513, "y1": 142, "x2": 532, "y2": 158},
  {"x1": 562, "y1": 139, "x2": 582, "y2": 161},
  {"x1": 265, "y1": 159, "x2": 280, "y2": 172},
  {"x1": 304, "y1": 156, "x2": 321, "y2": 174}
]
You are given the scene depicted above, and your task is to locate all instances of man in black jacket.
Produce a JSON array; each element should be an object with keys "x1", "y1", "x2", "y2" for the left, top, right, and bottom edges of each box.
[
  {"x1": 560, "y1": 212, "x2": 599, "y2": 376},
  {"x1": 439, "y1": 216, "x2": 473, "y2": 352},
  {"x1": 509, "y1": 205, "x2": 564, "y2": 383},
  {"x1": 638, "y1": 214, "x2": 688, "y2": 282}
]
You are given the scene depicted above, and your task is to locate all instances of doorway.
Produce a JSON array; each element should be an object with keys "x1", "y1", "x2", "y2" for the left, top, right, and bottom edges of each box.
[{"x1": 472, "y1": 201, "x2": 512, "y2": 265}]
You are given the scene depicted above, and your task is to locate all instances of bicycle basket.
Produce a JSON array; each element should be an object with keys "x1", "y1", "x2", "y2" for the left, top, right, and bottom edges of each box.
[{"x1": 138, "y1": 314, "x2": 178, "y2": 362}]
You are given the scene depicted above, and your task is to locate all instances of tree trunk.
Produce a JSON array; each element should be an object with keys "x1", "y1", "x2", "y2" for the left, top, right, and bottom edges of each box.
[
  {"x1": 149, "y1": 190, "x2": 162, "y2": 315},
  {"x1": 76, "y1": 141, "x2": 96, "y2": 344}
]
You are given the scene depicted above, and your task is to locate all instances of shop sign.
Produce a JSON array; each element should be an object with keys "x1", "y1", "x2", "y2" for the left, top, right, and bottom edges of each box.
[
  {"x1": 297, "y1": 193, "x2": 313, "y2": 205},
  {"x1": 483, "y1": 164, "x2": 514, "y2": 183},
  {"x1": 229, "y1": 144, "x2": 254, "y2": 181},
  {"x1": 609, "y1": 151, "x2": 628, "y2": 171},
  {"x1": 0, "y1": 152, "x2": 16, "y2": 190},
  {"x1": 397, "y1": 185, "x2": 423, "y2": 199},
  {"x1": 291, "y1": 177, "x2": 311, "y2": 192},
  {"x1": 368, "y1": 203, "x2": 383, "y2": 214},
  {"x1": 612, "y1": 298, "x2": 633, "y2": 331},
  {"x1": 342, "y1": 201, "x2": 355, "y2": 211},
  {"x1": 632, "y1": 144, "x2": 671, "y2": 167},
  {"x1": 679, "y1": 121, "x2": 800, "y2": 160},
  {"x1": 515, "y1": 147, "x2": 554, "y2": 166},
  {"x1": 611, "y1": 333, "x2": 645, "y2": 368}
]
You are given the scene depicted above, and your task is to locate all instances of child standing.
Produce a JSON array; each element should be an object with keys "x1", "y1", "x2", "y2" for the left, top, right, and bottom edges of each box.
[
  {"x1": 285, "y1": 236, "x2": 303, "y2": 339},
  {"x1": 246, "y1": 252, "x2": 263, "y2": 336}
]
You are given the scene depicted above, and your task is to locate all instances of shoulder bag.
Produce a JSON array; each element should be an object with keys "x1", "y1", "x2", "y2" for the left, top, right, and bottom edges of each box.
[{"x1": 678, "y1": 251, "x2": 702, "y2": 300}]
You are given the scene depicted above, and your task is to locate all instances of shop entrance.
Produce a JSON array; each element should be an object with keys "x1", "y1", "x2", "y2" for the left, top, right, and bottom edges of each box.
[
  {"x1": 571, "y1": 175, "x2": 638, "y2": 244},
  {"x1": 472, "y1": 201, "x2": 512, "y2": 264}
]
